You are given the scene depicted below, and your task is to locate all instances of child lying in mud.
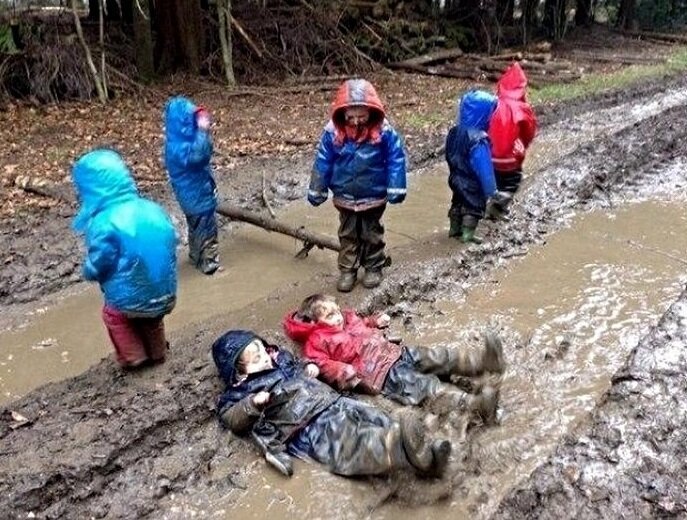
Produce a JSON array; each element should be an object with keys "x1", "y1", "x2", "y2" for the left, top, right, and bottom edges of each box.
[
  {"x1": 213, "y1": 330, "x2": 451, "y2": 478},
  {"x1": 283, "y1": 294, "x2": 504, "y2": 420}
]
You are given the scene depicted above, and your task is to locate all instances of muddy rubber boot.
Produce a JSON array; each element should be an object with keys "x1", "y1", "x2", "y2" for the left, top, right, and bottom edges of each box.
[
  {"x1": 483, "y1": 331, "x2": 506, "y2": 374},
  {"x1": 426, "y1": 439, "x2": 452, "y2": 478},
  {"x1": 337, "y1": 271, "x2": 357, "y2": 293},
  {"x1": 446, "y1": 333, "x2": 504, "y2": 378},
  {"x1": 467, "y1": 385, "x2": 499, "y2": 425},
  {"x1": 398, "y1": 411, "x2": 434, "y2": 473},
  {"x1": 448, "y1": 215, "x2": 462, "y2": 238},
  {"x1": 362, "y1": 269, "x2": 383, "y2": 289},
  {"x1": 460, "y1": 226, "x2": 483, "y2": 244},
  {"x1": 265, "y1": 451, "x2": 294, "y2": 477}
]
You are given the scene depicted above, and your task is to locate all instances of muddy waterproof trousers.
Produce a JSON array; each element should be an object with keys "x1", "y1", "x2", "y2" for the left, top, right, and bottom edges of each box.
[
  {"x1": 102, "y1": 306, "x2": 168, "y2": 367},
  {"x1": 383, "y1": 347, "x2": 469, "y2": 406},
  {"x1": 186, "y1": 209, "x2": 220, "y2": 275},
  {"x1": 289, "y1": 397, "x2": 409, "y2": 476},
  {"x1": 336, "y1": 205, "x2": 387, "y2": 273}
]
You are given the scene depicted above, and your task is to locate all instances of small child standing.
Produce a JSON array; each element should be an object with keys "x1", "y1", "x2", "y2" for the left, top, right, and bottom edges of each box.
[
  {"x1": 71, "y1": 149, "x2": 178, "y2": 369},
  {"x1": 308, "y1": 79, "x2": 407, "y2": 292},
  {"x1": 283, "y1": 294, "x2": 504, "y2": 420},
  {"x1": 164, "y1": 96, "x2": 220, "y2": 275},
  {"x1": 445, "y1": 89, "x2": 501, "y2": 244},
  {"x1": 213, "y1": 330, "x2": 452, "y2": 478},
  {"x1": 487, "y1": 63, "x2": 538, "y2": 220}
]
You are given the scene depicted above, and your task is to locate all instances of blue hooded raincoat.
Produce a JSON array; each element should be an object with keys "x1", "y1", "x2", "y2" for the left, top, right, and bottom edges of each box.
[
  {"x1": 164, "y1": 96, "x2": 217, "y2": 216},
  {"x1": 445, "y1": 90, "x2": 498, "y2": 215},
  {"x1": 72, "y1": 149, "x2": 178, "y2": 317}
]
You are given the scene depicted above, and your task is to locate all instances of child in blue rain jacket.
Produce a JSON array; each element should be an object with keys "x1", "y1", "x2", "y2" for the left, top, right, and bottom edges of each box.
[
  {"x1": 71, "y1": 149, "x2": 177, "y2": 369},
  {"x1": 213, "y1": 329, "x2": 451, "y2": 479},
  {"x1": 308, "y1": 79, "x2": 407, "y2": 292},
  {"x1": 164, "y1": 96, "x2": 220, "y2": 275},
  {"x1": 445, "y1": 89, "x2": 504, "y2": 244}
]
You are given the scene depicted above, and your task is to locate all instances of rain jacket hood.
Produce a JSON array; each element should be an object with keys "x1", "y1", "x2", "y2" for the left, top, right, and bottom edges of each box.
[
  {"x1": 331, "y1": 79, "x2": 386, "y2": 144},
  {"x1": 212, "y1": 329, "x2": 269, "y2": 385},
  {"x1": 496, "y1": 62, "x2": 528, "y2": 101},
  {"x1": 72, "y1": 149, "x2": 137, "y2": 232},
  {"x1": 457, "y1": 89, "x2": 497, "y2": 130},
  {"x1": 164, "y1": 96, "x2": 217, "y2": 215}
]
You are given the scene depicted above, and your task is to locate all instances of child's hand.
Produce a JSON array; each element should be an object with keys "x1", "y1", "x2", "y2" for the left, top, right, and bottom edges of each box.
[
  {"x1": 305, "y1": 363, "x2": 320, "y2": 378},
  {"x1": 376, "y1": 313, "x2": 391, "y2": 328},
  {"x1": 341, "y1": 365, "x2": 360, "y2": 389},
  {"x1": 196, "y1": 108, "x2": 211, "y2": 131},
  {"x1": 252, "y1": 391, "x2": 270, "y2": 407}
]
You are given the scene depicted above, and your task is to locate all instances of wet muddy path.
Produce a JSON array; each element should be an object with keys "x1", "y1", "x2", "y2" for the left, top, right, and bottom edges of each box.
[{"x1": 2, "y1": 75, "x2": 687, "y2": 519}]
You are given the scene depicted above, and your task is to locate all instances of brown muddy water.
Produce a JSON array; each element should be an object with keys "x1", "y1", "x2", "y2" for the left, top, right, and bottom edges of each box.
[{"x1": 159, "y1": 199, "x2": 687, "y2": 520}]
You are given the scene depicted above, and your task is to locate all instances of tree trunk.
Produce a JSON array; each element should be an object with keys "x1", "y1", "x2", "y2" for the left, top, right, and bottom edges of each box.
[
  {"x1": 217, "y1": 0, "x2": 236, "y2": 86},
  {"x1": 575, "y1": 0, "x2": 594, "y2": 26},
  {"x1": 155, "y1": 0, "x2": 203, "y2": 73},
  {"x1": 543, "y1": 0, "x2": 568, "y2": 40},
  {"x1": 521, "y1": 0, "x2": 539, "y2": 45},
  {"x1": 497, "y1": 0, "x2": 515, "y2": 26},
  {"x1": 71, "y1": 0, "x2": 108, "y2": 103},
  {"x1": 133, "y1": 0, "x2": 155, "y2": 81},
  {"x1": 617, "y1": 0, "x2": 638, "y2": 31}
]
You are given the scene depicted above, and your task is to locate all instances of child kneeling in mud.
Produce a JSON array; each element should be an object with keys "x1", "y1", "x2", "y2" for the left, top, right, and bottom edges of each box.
[
  {"x1": 213, "y1": 330, "x2": 451, "y2": 478},
  {"x1": 283, "y1": 294, "x2": 504, "y2": 420}
]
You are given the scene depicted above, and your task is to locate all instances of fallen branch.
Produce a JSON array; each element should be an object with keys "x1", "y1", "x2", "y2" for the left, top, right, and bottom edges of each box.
[
  {"x1": 388, "y1": 46, "x2": 464, "y2": 70},
  {"x1": 230, "y1": 15, "x2": 263, "y2": 58},
  {"x1": 216, "y1": 202, "x2": 340, "y2": 257},
  {"x1": 261, "y1": 172, "x2": 276, "y2": 219},
  {"x1": 14, "y1": 176, "x2": 74, "y2": 203}
]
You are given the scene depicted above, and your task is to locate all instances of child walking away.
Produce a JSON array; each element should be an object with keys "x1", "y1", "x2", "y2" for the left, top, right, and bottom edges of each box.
[
  {"x1": 164, "y1": 96, "x2": 220, "y2": 275},
  {"x1": 487, "y1": 63, "x2": 538, "y2": 221},
  {"x1": 213, "y1": 330, "x2": 452, "y2": 478},
  {"x1": 308, "y1": 79, "x2": 407, "y2": 292},
  {"x1": 71, "y1": 149, "x2": 177, "y2": 369},
  {"x1": 445, "y1": 89, "x2": 502, "y2": 244},
  {"x1": 283, "y1": 294, "x2": 504, "y2": 422}
]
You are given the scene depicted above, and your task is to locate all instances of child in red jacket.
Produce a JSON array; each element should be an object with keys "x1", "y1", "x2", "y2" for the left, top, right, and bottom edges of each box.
[
  {"x1": 283, "y1": 294, "x2": 505, "y2": 421},
  {"x1": 487, "y1": 63, "x2": 538, "y2": 220}
]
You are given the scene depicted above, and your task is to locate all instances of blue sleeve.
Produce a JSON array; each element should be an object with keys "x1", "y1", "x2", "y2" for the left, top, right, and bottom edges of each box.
[
  {"x1": 308, "y1": 130, "x2": 335, "y2": 206},
  {"x1": 83, "y1": 225, "x2": 119, "y2": 282},
  {"x1": 384, "y1": 127, "x2": 407, "y2": 204},
  {"x1": 187, "y1": 130, "x2": 213, "y2": 168},
  {"x1": 469, "y1": 141, "x2": 496, "y2": 198}
]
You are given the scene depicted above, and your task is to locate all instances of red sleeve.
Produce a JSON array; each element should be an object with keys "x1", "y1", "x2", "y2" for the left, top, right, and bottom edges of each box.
[
  {"x1": 519, "y1": 105, "x2": 537, "y2": 149},
  {"x1": 303, "y1": 335, "x2": 354, "y2": 388}
]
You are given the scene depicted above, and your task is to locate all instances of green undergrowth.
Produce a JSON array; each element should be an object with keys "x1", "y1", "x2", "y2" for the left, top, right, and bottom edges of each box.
[{"x1": 530, "y1": 46, "x2": 687, "y2": 104}]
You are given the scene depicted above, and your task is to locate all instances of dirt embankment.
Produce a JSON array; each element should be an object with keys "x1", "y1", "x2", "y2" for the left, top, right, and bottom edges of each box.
[
  {"x1": 492, "y1": 289, "x2": 687, "y2": 519},
  {"x1": 2, "y1": 73, "x2": 687, "y2": 518}
]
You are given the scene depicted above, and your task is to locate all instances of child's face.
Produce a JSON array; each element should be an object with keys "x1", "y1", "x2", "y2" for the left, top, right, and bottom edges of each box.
[
  {"x1": 239, "y1": 339, "x2": 274, "y2": 375},
  {"x1": 344, "y1": 107, "x2": 370, "y2": 128},
  {"x1": 316, "y1": 301, "x2": 344, "y2": 329}
]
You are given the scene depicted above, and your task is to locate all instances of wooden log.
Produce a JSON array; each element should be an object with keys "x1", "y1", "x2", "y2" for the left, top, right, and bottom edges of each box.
[
  {"x1": 620, "y1": 30, "x2": 687, "y2": 44},
  {"x1": 216, "y1": 202, "x2": 340, "y2": 255},
  {"x1": 388, "y1": 46, "x2": 464, "y2": 69}
]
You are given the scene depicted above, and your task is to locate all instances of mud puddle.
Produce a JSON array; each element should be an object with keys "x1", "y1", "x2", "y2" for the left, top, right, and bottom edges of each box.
[{"x1": 177, "y1": 199, "x2": 687, "y2": 520}]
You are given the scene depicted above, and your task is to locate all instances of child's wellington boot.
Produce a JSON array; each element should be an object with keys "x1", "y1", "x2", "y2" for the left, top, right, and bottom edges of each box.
[
  {"x1": 336, "y1": 271, "x2": 357, "y2": 292},
  {"x1": 460, "y1": 227, "x2": 483, "y2": 244},
  {"x1": 449, "y1": 215, "x2": 462, "y2": 238}
]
